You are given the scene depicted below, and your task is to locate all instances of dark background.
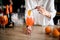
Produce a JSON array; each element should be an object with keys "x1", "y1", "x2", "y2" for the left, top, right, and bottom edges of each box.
[
  {"x1": 2, "y1": 0, "x2": 25, "y2": 13},
  {"x1": 54, "y1": 0, "x2": 60, "y2": 25}
]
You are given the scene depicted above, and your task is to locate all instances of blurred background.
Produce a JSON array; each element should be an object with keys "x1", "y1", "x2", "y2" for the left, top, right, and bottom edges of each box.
[{"x1": 0, "y1": 0, "x2": 60, "y2": 25}]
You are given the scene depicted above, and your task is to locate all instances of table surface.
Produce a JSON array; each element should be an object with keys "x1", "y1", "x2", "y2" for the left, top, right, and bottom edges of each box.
[{"x1": 0, "y1": 25, "x2": 60, "y2": 40}]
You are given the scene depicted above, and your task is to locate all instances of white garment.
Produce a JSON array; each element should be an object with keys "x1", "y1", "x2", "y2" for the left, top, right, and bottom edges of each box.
[
  {"x1": 11, "y1": 13, "x2": 19, "y2": 23},
  {"x1": 25, "y1": 0, "x2": 56, "y2": 25}
]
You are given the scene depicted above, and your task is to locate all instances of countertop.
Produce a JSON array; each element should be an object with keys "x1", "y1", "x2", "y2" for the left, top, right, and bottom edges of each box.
[{"x1": 0, "y1": 25, "x2": 59, "y2": 40}]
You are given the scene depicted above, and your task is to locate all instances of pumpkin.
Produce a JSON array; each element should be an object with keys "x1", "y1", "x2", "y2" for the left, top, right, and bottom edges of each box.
[
  {"x1": 2, "y1": 15, "x2": 8, "y2": 26},
  {"x1": 45, "y1": 26, "x2": 51, "y2": 34},
  {"x1": 56, "y1": 28, "x2": 60, "y2": 35},
  {"x1": 52, "y1": 28, "x2": 60, "y2": 37}
]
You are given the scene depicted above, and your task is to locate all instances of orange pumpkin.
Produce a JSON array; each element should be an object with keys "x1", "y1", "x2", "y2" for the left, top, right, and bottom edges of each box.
[
  {"x1": 56, "y1": 28, "x2": 60, "y2": 35},
  {"x1": 2, "y1": 15, "x2": 8, "y2": 26},
  {"x1": 45, "y1": 26, "x2": 51, "y2": 34},
  {"x1": 52, "y1": 28, "x2": 60, "y2": 37},
  {"x1": 26, "y1": 17, "x2": 34, "y2": 26}
]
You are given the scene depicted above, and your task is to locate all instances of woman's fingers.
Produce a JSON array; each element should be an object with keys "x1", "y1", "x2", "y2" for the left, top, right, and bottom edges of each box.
[
  {"x1": 35, "y1": 6, "x2": 51, "y2": 18},
  {"x1": 35, "y1": 6, "x2": 40, "y2": 9},
  {"x1": 35, "y1": 6, "x2": 47, "y2": 15}
]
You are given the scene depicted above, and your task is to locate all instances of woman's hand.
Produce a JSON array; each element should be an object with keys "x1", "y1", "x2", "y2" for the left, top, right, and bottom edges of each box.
[{"x1": 35, "y1": 6, "x2": 51, "y2": 18}]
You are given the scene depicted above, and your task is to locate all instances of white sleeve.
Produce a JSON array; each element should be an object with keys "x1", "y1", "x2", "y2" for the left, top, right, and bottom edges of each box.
[
  {"x1": 25, "y1": 0, "x2": 31, "y2": 20},
  {"x1": 25, "y1": 0, "x2": 37, "y2": 10},
  {"x1": 46, "y1": 0, "x2": 56, "y2": 19},
  {"x1": 25, "y1": 0, "x2": 32, "y2": 10}
]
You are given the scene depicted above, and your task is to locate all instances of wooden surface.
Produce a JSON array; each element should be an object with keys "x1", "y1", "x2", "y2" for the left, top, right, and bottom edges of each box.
[{"x1": 0, "y1": 25, "x2": 59, "y2": 40}]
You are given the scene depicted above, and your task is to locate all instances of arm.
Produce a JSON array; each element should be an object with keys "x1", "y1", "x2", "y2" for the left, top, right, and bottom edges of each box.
[
  {"x1": 35, "y1": 0, "x2": 56, "y2": 18},
  {"x1": 46, "y1": 0, "x2": 56, "y2": 19}
]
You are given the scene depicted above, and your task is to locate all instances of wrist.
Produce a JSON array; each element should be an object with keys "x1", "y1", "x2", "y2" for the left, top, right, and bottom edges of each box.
[{"x1": 45, "y1": 11, "x2": 51, "y2": 18}]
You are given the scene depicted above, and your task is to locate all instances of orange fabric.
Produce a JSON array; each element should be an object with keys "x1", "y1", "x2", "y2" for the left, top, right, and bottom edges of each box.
[
  {"x1": 10, "y1": 4, "x2": 13, "y2": 13},
  {"x1": 26, "y1": 17, "x2": 34, "y2": 26},
  {"x1": 6, "y1": 5, "x2": 9, "y2": 14}
]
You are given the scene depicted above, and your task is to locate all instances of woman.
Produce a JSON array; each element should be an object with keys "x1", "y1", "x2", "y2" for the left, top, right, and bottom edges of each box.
[{"x1": 25, "y1": 0, "x2": 56, "y2": 34}]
